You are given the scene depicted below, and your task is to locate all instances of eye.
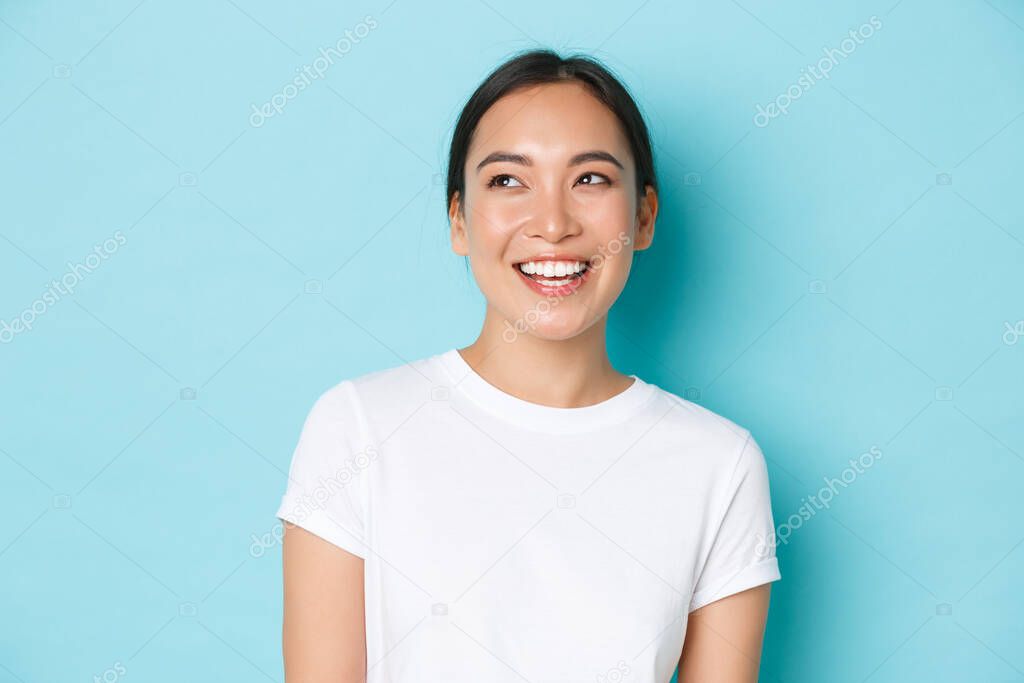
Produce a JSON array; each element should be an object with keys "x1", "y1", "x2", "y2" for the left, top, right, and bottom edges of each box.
[
  {"x1": 575, "y1": 172, "x2": 611, "y2": 186},
  {"x1": 487, "y1": 174, "x2": 524, "y2": 188}
]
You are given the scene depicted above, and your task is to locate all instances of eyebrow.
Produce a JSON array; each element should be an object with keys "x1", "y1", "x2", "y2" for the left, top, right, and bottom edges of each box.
[{"x1": 475, "y1": 150, "x2": 624, "y2": 173}]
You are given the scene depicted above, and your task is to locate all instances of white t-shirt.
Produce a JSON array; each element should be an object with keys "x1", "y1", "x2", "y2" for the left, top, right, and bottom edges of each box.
[{"x1": 276, "y1": 348, "x2": 781, "y2": 682}]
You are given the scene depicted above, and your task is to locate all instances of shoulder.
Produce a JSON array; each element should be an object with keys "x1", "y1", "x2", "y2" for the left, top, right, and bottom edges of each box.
[
  {"x1": 643, "y1": 381, "x2": 758, "y2": 473},
  {"x1": 347, "y1": 352, "x2": 446, "y2": 401},
  {"x1": 305, "y1": 351, "x2": 448, "y2": 431}
]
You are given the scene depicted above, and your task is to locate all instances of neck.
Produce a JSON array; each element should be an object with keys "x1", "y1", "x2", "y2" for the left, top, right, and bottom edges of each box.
[{"x1": 457, "y1": 306, "x2": 634, "y2": 409}]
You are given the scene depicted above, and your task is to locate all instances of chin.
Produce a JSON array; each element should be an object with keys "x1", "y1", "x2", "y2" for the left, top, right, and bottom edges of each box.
[
  {"x1": 528, "y1": 327, "x2": 586, "y2": 342},
  {"x1": 499, "y1": 307, "x2": 600, "y2": 343}
]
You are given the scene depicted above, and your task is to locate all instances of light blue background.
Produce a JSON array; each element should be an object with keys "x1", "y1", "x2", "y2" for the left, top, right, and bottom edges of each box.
[{"x1": 2, "y1": 1, "x2": 1023, "y2": 681}]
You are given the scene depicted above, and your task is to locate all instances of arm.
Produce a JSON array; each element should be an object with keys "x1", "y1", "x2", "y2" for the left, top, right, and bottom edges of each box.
[
  {"x1": 282, "y1": 522, "x2": 367, "y2": 682},
  {"x1": 677, "y1": 583, "x2": 772, "y2": 683}
]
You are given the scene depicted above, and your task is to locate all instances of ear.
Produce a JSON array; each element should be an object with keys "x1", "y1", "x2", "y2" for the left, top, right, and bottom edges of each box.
[
  {"x1": 633, "y1": 185, "x2": 658, "y2": 251},
  {"x1": 449, "y1": 191, "x2": 469, "y2": 256}
]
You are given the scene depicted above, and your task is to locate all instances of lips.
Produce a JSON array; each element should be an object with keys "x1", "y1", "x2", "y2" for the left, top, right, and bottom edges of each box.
[{"x1": 512, "y1": 255, "x2": 593, "y2": 296}]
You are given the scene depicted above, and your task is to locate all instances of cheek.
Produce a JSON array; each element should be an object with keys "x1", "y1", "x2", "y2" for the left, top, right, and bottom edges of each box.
[
  {"x1": 580, "y1": 187, "x2": 632, "y2": 219},
  {"x1": 467, "y1": 197, "x2": 521, "y2": 245},
  {"x1": 596, "y1": 251, "x2": 633, "y2": 287},
  {"x1": 581, "y1": 196, "x2": 634, "y2": 247}
]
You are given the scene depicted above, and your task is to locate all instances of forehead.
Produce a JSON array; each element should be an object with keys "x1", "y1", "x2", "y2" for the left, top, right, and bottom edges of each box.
[{"x1": 467, "y1": 81, "x2": 632, "y2": 167}]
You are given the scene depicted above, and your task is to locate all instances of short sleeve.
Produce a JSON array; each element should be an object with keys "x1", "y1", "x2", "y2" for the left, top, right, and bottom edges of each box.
[
  {"x1": 275, "y1": 383, "x2": 370, "y2": 559},
  {"x1": 688, "y1": 431, "x2": 781, "y2": 612}
]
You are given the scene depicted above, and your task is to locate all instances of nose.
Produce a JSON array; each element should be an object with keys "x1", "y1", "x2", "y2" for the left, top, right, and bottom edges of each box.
[{"x1": 523, "y1": 187, "x2": 582, "y2": 242}]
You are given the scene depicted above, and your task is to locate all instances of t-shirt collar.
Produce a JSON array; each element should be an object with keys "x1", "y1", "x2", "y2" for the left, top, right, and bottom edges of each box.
[{"x1": 437, "y1": 347, "x2": 658, "y2": 434}]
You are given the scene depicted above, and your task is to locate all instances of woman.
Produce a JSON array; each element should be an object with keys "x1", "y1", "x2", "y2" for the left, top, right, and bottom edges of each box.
[{"x1": 277, "y1": 48, "x2": 781, "y2": 683}]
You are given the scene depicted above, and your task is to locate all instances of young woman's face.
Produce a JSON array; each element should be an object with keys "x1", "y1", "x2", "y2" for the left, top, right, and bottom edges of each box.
[{"x1": 450, "y1": 81, "x2": 656, "y2": 342}]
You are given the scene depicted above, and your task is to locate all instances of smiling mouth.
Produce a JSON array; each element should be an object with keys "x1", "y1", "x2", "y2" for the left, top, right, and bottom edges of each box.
[{"x1": 512, "y1": 258, "x2": 593, "y2": 295}]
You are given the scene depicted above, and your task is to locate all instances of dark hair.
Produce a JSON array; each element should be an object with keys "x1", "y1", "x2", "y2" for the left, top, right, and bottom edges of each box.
[{"x1": 446, "y1": 48, "x2": 658, "y2": 216}]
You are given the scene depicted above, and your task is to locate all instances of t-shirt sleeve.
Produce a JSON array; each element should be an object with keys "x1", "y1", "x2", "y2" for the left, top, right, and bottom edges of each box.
[
  {"x1": 275, "y1": 383, "x2": 370, "y2": 559},
  {"x1": 688, "y1": 430, "x2": 781, "y2": 612}
]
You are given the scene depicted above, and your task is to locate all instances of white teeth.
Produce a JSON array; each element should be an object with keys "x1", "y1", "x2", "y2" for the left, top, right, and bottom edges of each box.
[{"x1": 516, "y1": 259, "x2": 588, "y2": 277}]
